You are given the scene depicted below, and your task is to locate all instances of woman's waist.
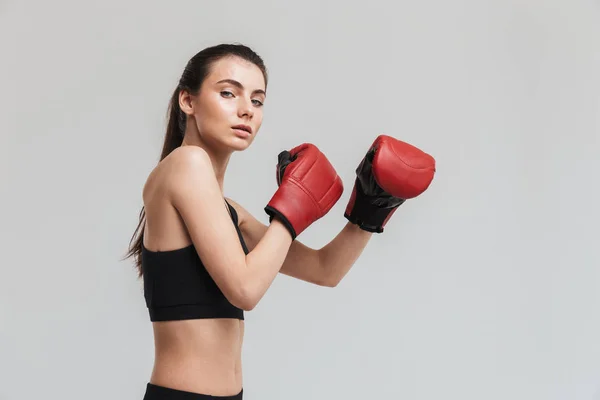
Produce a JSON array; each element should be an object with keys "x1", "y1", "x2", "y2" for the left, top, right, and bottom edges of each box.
[
  {"x1": 154, "y1": 344, "x2": 242, "y2": 367},
  {"x1": 151, "y1": 351, "x2": 243, "y2": 396},
  {"x1": 150, "y1": 364, "x2": 242, "y2": 397},
  {"x1": 152, "y1": 319, "x2": 244, "y2": 363}
]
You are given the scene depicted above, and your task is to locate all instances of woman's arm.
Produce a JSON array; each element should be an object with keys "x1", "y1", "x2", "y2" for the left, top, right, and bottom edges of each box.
[
  {"x1": 227, "y1": 198, "x2": 373, "y2": 288},
  {"x1": 168, "y1": 147, "x2": 293, "y2": 311},
  {"x1": 315, "y1": 222, "x2": 373, "y2": 287}
]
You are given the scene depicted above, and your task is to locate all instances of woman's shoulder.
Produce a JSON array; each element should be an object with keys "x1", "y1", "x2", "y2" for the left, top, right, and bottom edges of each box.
[
  {"x1": 143, "y1": 146, "x2": 213, "y2": 202},
  {"x1": 165, "y1": 145, "x2": 212, "y2": 168}
]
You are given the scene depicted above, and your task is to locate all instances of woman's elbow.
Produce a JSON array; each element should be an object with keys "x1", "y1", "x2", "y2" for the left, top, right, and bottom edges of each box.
[{"x1": 230, "y1": 284, "x2": 257, "y2": 311}]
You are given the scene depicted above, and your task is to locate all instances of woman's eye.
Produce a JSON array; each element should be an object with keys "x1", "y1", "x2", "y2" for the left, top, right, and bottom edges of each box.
[{"x1": 221, "y1": 90, "x2": 262, "y2": 106}]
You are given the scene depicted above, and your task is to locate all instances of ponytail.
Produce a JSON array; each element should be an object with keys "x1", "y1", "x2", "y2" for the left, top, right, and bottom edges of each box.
[
  {"x1": 160, "y1": 87, "x2": 186, "y2": 160},
  {"x1": 124, "y1": 88, "x2": 185, "y2": 277}
]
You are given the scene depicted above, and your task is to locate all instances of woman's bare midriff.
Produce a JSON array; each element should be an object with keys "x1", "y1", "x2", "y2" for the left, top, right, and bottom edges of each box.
[{"x1": 150, "y1": 318, "x2": 244, "y2": 396}]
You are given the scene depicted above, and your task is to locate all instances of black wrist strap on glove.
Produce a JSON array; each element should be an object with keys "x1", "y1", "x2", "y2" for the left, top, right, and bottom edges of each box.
[{"x1": 344, "y1": 177, "x2": 406, "y2": 233}]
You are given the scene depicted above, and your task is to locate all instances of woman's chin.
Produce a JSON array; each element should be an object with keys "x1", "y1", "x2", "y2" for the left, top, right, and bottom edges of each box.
[{"x1": 229, "y1": 137, "x2": 253, "y2": 151}]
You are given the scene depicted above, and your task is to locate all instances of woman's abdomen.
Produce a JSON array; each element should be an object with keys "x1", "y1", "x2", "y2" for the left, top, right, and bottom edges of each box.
[{"x1": 150, "y1": 319, "x2": 244, "y2": 396}]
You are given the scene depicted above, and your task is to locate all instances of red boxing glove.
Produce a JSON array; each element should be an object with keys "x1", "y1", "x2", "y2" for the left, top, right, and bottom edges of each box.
[
  {"x1": 265, "y1": 143, "x2": 343, "y2": 239},
  {"x1": 344, "y1": 135, "x2": 436, "y2": 233}
]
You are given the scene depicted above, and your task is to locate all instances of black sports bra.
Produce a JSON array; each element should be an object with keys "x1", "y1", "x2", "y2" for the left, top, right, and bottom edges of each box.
[{"x1": 141, "y1": 200, "x2": 249, "y2": 321}]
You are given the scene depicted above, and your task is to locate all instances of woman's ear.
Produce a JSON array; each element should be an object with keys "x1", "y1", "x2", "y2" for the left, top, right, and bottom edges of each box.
[{"x1": 179, "y1": 90, "x2": 195, "y2": 116}]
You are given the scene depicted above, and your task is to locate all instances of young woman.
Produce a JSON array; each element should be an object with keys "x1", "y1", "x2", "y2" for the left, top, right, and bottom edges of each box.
[{"x1": 126, "y1": 43, "x2": 435, "y2": 400}]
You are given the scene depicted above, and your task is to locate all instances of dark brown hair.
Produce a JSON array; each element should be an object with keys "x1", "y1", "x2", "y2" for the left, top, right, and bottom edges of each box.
[{"x1": 124, "y1": 43, "x2": 268, "y2": 277}]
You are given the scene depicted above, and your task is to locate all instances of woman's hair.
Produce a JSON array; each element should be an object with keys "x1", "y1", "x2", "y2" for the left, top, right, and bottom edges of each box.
[{"x1": 124, "y1": 43, "x2": 268, "y2": 277}]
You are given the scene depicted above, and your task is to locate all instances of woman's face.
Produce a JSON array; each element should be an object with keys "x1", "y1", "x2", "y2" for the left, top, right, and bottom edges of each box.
[{"x1": 184, "y1": 56, "x2": 266, "y2": 152}]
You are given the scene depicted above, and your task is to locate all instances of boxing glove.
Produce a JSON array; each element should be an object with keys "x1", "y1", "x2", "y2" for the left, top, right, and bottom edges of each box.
[
  {"x1": 344, "y1": 135, "x2": 436, "y2": 233},
  {"x1": 265, "y1": 143, "x2": 343, "y2": 240}
]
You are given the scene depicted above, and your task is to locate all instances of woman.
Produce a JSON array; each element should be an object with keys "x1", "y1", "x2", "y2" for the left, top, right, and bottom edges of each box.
[{"x1": 126, "y1": 43, "x2": 435, "y2": 400}]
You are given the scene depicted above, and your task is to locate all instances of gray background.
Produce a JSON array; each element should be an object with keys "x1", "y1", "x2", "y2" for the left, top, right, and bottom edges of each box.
[{"x1": 1, "y1": 0, "x2": 599, "y2": 399}]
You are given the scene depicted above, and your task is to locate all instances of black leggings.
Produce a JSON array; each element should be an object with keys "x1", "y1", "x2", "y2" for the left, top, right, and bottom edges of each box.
[{"x1": 143, "y1": 383, "x2": 243, "y2": 400}]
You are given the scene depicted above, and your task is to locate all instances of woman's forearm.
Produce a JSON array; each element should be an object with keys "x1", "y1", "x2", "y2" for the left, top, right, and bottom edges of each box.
[
  {"x1": 242, "y1": 218, "x2": 293, "y2": 309},
  {"x1": 318, "y1": 222, "x2": 373, "y2": 287}
]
